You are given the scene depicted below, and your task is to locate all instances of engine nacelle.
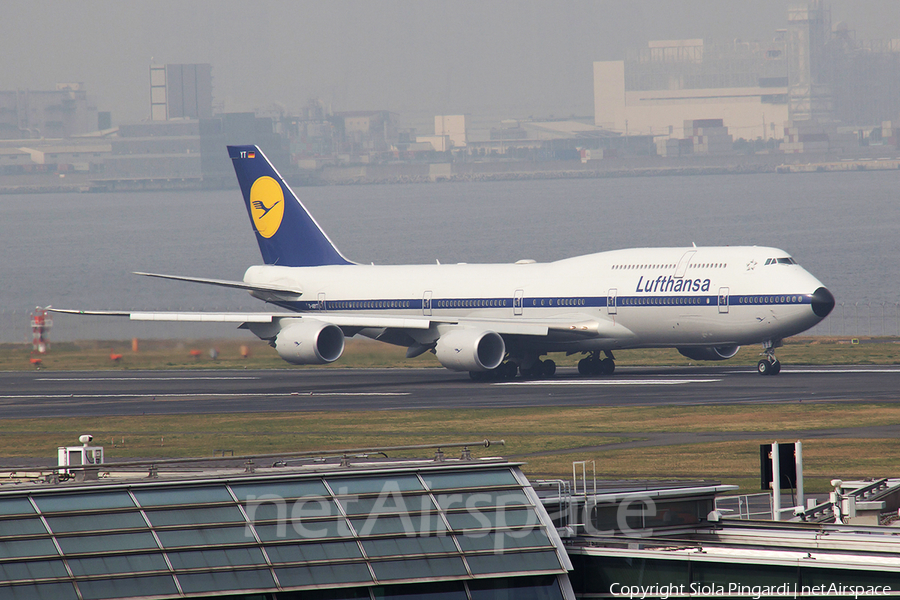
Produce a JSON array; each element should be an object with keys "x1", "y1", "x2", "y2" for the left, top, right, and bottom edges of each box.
[
  {"x1": 274, "y1": 320, "x2": 345, "y2": 365},
  {"x1": 434, "y1": 329, "x2": 505, "y2": 372},
  {"x1": 677, "y1": 345, "x2": 740, "y2": 361}
]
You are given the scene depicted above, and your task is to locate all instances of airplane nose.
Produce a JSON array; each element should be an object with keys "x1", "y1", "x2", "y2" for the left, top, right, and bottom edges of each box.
[{"x1": 811, "y1": 287, "x2": 835, "y2": 318}]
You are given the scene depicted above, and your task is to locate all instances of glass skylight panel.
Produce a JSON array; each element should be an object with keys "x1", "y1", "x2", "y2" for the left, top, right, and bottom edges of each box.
[
  {"x1": 350, "y1": 513, "x2": 447, "y2": 536},
  {"x1": 0, "y1": 559, "x2": 69, "y2": 582},
  {"x1": 304, "y1": 588, "x2": 371, "y2": 600},
  {"x1": 362, "y1": 535, "x2": 457, "y2": 558},
  {"x1": 229, "y1": 479, "x2": 330, "y2": 502},
  {"x1": 155, "y1": 526, "x2": 250, "y2": 549},
  {"x1": 445, "y1": 508, "x2": 540, "y2": 531},
  {"x1": 371, "y1": 556, "x2": 468, "y2": 581},
  {"x1": 0, "y1": 517, "x2": 48, "y2": 536},
  {"x1": 275, "y1": 563, "x2": 374, "y2": 588},
  {"x1": 0, "y1": 538, "x2": 59, "y2": 560},
  {"x1": 45, "y1": 511, "x2": 146, "y2": 534},
  {"x1": 66, "y1": 553, "x2": 169, "y2": 577},
  {"x1": 339, "y1": 494, "x2": 436, "y2": 516},
  {"x1": 376, "y1": 581, "x2": 468, "y2": 599},
  {"x1": 166, "y1": 547, "x2": 267, "y2": 570},
  {"x1": 76, "y1": 575, "x2": 179, "y2": 600},
  {"x1": 176, "y1": 568, "x2": 276, "y2": 594},
  {"x1": 55, "y1": 532, "x2": 158, "y2": 554},
  {"x1": 0, "y1": 498, "x2": 36, "y2": 516},
  {"x1": 254, "y1": 517, "x2": 350, "y2": 542},
  {"x1": 455, "y1": 530, "x2": 551, "y2": 553},
  {"x1": 0, "y1": 581, "x2": 79, "y2": 600},
  {"x1": 423, "y1": 469, "x2": 518, "y2": 490},
  {"x1": 265, "y1": 540, "x2": 363, "y2": 563},
  {"x1": 467, "y1": 550, "x2": 564, "y2": 576},
  {"x1": 326, "y1": 475, "x2": 425, "y2": 495},
  {"x1": 244, "y1": 498, "x2": 340, "y2": 523},
  {"x1": 435, "y1": 490, "x2": 530, "y2": 510},
  {"x1": 132, "y1": 486, "x2": 232, "y2": 507},
  {"x1": 144, "y1": 505, "x2": 244, "y2": 527},
  {"x1": 32, "y1": 492, "x2": 135, "y2": 513},
  {"x1": 468, "y1": 575, "x2": 564, "y2": 600}
]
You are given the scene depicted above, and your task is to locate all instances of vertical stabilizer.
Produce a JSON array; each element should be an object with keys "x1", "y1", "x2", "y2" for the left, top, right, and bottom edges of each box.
[{"x1": 228, "y1": 145, "x2": 352, "y2": 266}]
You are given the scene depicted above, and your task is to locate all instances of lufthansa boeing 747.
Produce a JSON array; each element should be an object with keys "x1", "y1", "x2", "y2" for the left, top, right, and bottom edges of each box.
[{"x1": 51, "y1": 145, "x2": 835, "y2": 378}]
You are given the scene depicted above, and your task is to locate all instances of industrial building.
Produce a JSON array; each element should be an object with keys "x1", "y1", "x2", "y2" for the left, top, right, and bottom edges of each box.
[
  {"x1": 149, "y1": 64, "x2": 214, "y2": 122},
  {"x1": 0, "y1": 84, "x2": 100, "y2": 140},
  {"x1": 594, "y1": 0, "x2": 900, "y2": 153}
]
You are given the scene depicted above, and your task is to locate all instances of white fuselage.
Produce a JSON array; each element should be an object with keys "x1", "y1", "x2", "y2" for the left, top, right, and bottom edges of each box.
[{"x1": 243, "y1": 246, "x2": 829, "y2": 353}]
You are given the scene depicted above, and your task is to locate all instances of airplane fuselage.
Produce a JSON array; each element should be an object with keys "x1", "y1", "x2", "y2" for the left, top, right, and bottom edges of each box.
[{"x1": 244, "y1": 245, "x2": 830, "y2": 354}]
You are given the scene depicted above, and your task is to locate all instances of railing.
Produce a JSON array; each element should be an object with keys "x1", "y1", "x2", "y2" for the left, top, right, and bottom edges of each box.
[{"x1": 715, "y1": 493, "x2": 773, "y2": 520}]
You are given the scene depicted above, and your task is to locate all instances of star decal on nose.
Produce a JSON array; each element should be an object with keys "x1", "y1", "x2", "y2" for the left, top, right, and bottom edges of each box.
[{"x1": 746, "y1": 260, "x2": 757, "y2": 271}]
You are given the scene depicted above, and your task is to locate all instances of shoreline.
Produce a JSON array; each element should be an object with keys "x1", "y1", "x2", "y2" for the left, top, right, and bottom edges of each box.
[{"x1": 0, "y1": 154, "x2": 898, "y2": 194}]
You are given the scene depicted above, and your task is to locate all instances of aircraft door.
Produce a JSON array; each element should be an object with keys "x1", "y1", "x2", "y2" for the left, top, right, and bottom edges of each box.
[
  {"x1": 607, "y1": 288, "x2": 617, "y2": 315},
  {"x1": 423, "y1": 291, "x2": 433, "y2": 316},
  {"x1": 675, "y1": 250, "x2": 696, "y2": 278},
  {"x1": 718, "y1": 287, "x2": 729, "y2": 314},
  {"x1": 317, "y1": 292, "x2": 326, "y2": 311},
  {"x1": 513, "y1": 290, "x2": 524, "y2": 316}
]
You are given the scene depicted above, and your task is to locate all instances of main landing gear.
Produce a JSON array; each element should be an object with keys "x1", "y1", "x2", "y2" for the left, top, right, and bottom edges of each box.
[
  {"x1": 757, "y1": 340, "x2": 782, "y2": 376},
  {"x1": 577, "y1": 351, "x2": 615, "y2": 376},
  {"x1": 469, "y1": 358, "x2": 556, "y2": 381}
]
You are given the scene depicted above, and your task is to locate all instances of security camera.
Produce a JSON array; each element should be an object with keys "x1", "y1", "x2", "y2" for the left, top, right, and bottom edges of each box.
[{"x1": 79, "y1": 434, "x2": 93, "y2": 445}]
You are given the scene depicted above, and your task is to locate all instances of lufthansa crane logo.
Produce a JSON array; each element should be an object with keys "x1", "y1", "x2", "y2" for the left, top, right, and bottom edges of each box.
[{"x1": 249, "y1": 176, "x2": 284, "y2": 238}]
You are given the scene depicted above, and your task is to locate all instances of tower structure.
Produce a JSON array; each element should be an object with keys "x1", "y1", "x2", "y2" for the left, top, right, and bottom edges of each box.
[{"x1": 787, "y1": 0, "x2": 833, "y2": 121}]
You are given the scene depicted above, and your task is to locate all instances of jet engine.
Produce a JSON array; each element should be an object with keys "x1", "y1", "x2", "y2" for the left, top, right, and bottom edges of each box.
[
  {"x1": 434, "y1": 329, "x2": 505, "y2": 372},
  {"x1": 677, "y1": 345, "x2": 740, "y2": 361},
  {"x1": 274, "y1": 320, "x2": 345, "y2": 365}
]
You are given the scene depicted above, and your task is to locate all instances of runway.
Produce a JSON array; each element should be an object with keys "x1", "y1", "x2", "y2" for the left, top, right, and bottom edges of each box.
[{"x1": 2, "y1": 365, "x2": 900, "y2": 418}]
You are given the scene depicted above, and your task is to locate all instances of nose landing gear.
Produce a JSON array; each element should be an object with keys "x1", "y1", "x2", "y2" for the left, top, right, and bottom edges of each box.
[{"x1": 757, "y1": 340, "x2": 782, "y2": 376}]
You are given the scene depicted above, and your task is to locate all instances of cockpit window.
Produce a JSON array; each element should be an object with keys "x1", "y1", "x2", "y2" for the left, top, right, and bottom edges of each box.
[{"x1": 765, "y1": 257, "x2": 797, "y2": 266}]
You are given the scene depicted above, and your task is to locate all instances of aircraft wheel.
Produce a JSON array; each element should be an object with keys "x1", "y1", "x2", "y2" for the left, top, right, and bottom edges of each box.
[
  {"x1": 577, "y1": 358, "x2": 592, "y2": 376},
  {"x1": 600, "y1": 358, "x2": 615, "y2": 375},
  {"x1": 771, "y1": 360, "x2": 781, "y2": 375},
  {"x1": 757, "y1": 359, "x2": 772, "y2": 376},
  {"x1": 542, "y1": 359, "x2": 556, "y2": 378},
  {"x1": 501, "y1": 361, "x2": 519, "y2": 380}
]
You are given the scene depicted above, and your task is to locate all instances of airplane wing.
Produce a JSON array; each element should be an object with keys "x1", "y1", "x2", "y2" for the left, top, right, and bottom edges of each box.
[
  {"x1": 47, "y1": 308, "x2": 627, "y2": 339},
  {"x1": 133, "y1": 272, "x2": 304, "y2": 296},
  {"x1": 45, "y1": 308, "x2": 432, "y2": 330}
]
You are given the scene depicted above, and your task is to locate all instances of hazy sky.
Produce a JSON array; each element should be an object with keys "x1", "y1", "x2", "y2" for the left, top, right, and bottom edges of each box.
[{"x1": 2, "y1": 1, "x2": 898, "y2": 130}]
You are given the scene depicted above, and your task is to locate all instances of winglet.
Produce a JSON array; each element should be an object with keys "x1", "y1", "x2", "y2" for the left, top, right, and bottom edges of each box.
[{"x1": 228, "y1": 145, "x2": 352, "y2": 267}]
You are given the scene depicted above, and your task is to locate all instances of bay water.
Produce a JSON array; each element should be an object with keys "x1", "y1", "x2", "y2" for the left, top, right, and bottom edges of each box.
[{"x1": 2, "y1": 170, "x2": 897, "y2": 341}]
